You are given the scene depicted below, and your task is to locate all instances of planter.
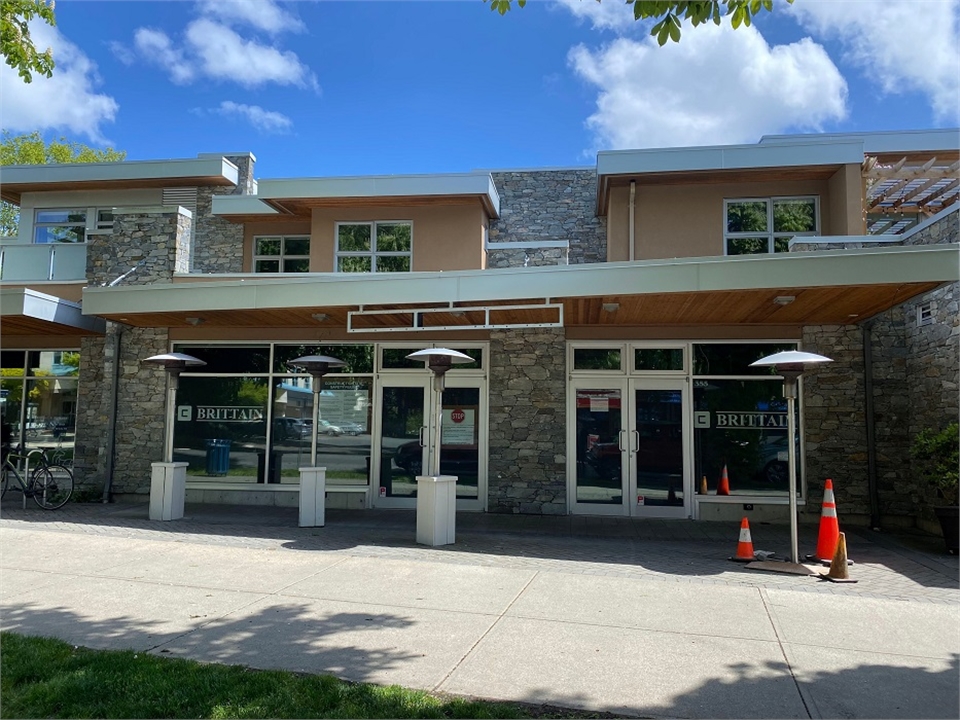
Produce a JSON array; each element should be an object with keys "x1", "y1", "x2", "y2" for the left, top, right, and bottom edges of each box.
[{"x1": 933, "y1": 506, "x2": 959, "y2": 555}]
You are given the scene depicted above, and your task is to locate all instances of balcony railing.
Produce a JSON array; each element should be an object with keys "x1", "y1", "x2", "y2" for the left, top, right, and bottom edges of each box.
[{"x1": 0, "y1": 242, "x2": 87, "y2": 282}]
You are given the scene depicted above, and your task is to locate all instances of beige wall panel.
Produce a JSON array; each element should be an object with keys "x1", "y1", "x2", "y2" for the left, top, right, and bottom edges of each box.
[
  {"x1": 242, "y1": 220, "x2": 312, "y2": 272},
  {"x1": 827, "y1": 164, "x2": 865, "y2": 235},
  {"x1": 606, "y1": 185, "x2": 631, "y2": 262},
  {"x1": 311, "y1": 205, "x2": 485, "y2": 273}
]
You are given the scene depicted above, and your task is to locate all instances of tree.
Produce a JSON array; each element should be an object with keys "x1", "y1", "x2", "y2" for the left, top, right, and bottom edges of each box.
[
  {"x1": 487, "y1": 0, "x2": 790, "y2": 45},
  {"x1": 1, "y1": 0, "x2": 56, "y2": 82},
  {"x1": 1, "y1": 130, "x2": 126, "y2": 236}
]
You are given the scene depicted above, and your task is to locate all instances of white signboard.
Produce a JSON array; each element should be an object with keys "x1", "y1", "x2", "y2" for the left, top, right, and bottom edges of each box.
[{"x1": 442, "y1": 407, "x2": 476, "y2": 446}]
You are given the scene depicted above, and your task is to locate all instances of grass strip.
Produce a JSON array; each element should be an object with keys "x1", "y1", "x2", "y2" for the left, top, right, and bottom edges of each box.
[{"x1": 0, "y1": 632, "x2": 611, "y2": 719}]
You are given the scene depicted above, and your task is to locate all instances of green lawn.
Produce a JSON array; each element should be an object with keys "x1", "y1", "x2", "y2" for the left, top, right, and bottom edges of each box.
[{"x1": 0, "y1": 633, "x2": 605, "y2": 719}]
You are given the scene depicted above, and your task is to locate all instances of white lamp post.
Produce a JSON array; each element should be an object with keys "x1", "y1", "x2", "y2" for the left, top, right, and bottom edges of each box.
[
  {"x1": 750, "y1": 350, "x2": 833, "y2": 564},
  {"x1": 287, "y1": 355, "x2": 345, "y2": 467},
  {"x1": 142, "y1": 352, "x2": 206, "y2": 520}
]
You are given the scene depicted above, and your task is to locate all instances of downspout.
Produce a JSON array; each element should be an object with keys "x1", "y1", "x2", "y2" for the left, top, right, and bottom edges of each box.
[
  {"x1": 101, "y1": 322, "x2": 126, "y2": 503},
  {"x1": 862, "y1": 321, "x2": 881, "y2": 529},
  {"x1": 629, "y1": 180, "x2": 636, "y2": 262}
]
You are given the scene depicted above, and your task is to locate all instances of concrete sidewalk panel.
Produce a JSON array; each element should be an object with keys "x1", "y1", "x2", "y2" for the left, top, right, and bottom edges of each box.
[
  {"x1": 280, "y1": 556, "x2": 535, "y2": 614},
  {"x1": 509, "y1": 572, "x2": 777, "y2": 641},
  {"x1": 0, "y1": 527, "x2": 164, "y2": 575},
  {"x1": 0, "y1": 567, "x2": 65, "y2": 598},
  {"x1": 765, "y1": 588, "x2": 960, "y2": 657},
  {"x1": 441, "y1": 615, "x2": 806, "y2": 719},
  {"x1": 0, "y1": 572, "x2": 267, "y2": 651},
  {"x1": 787, "y1": 644, "x2": 960, "y2": 719},
  {"x1": 150, "y1": 595, "x2": 498, "y2": 691},
  {"x1": 98, "y1": 543, "x2": 349, "y2": 593}
]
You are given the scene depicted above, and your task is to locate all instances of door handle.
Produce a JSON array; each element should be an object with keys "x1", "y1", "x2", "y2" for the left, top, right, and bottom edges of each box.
[
  {"x1": 633, "y1": 430, "x2": 640, "y2": 454},
  {"x1": 418, "y1": 426, "x2": 426, "y2": 447},
  {"x1": 617, "y1": 430, "x2": 626, "y2": 452}
]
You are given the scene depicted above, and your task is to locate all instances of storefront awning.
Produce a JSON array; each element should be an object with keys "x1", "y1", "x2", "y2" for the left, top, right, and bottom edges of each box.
[{"x1": 1, "y1": 288, "x2": 106, "y2": 336}]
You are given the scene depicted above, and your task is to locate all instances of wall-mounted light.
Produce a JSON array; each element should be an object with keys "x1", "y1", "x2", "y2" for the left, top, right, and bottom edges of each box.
[
  {"x1": 602, "y1": 303, "x2": 620, "y2": 313},
  {"x1": 185, "y1": 317, "x2": 205, "y2": 326},
  {"x1": 774, "y1": 296, "x2": 795, "y2": 306},
  {"x1": 311, "y1": 313, "x2": 329, "y2": 323}
]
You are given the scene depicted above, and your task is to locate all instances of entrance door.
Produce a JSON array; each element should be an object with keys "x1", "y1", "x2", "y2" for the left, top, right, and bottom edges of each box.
[
  {"x1": 570, "y1": 378, "x2": 690, "y2": 518},
  {"x1": 374, "y1": 376, "x2": 485, "y2": 510}
]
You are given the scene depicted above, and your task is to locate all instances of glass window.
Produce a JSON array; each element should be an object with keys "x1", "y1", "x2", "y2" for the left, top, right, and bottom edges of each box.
[
  {"x1": 381, "y1": 347, "x2": 482, "y2": 370},
  {"x1": 724, "y1": 198, "x2": 818, "y2": 255},
  {"x1": 694, "y1": 379, "x2": 797, "y2": 497},
  {"x1": 34, "y1": 209, "x2": 87, "y2": 244},
  {"x1": 171, "y1": 345, "x2": 270, "y2": 374},
  {"x1": 253, "y1": 236, "x2": 310, "y2": 273},
  {"x1": 336, "y1": 222, "x2": 412, "y2": 273},
  {"x1": 693, "y1": 343, "x2": 797, "y2": 376},
  {"x1": 2, "y1": 349, "x2": 79, "y2": 458},
  {"x1": 274, "y1": 345, "x2": 374, "y2": 374},
  {"x1": 634, "y1": 348, "x2": 684, "y2": 371},
  {"x1": 573, "y1": 348, "x2": 622, "y2": 371}
]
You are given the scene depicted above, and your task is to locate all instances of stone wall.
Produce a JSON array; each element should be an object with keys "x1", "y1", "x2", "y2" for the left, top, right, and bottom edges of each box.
[
  {"x1": 488, "y1": 328, "x2": 567, "y2": 514},
  {"x1": 191, "y1": 153, "x2": 254, "y2": 274},
  {"x1": 486, "y1": 246, "x2": 568, "y2": 268},
  {"x1": 87, "y1": 208, "x2": 193, "y2": 287},
  {"x1": 489, "y1": 170, "x2": 606, "y2": 264},
  {"x1": 74, "y1": 334, "x2": 107, "y2": 490}
]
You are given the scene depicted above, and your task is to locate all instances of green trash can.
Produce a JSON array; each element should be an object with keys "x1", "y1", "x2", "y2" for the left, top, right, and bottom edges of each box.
[{"x1": 204, "y1": 439, "x2": 231, "y2": 476}]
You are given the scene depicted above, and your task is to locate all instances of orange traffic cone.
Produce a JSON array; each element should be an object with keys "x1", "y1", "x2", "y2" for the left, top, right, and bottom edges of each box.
[
  {"x1": 822, "y1": 532, "x2": 857, "y2": 583},
  {"x1": 700, "y1": 476, "x2": 708, "y2": 495},
  {"x1": 730, "y1": 517, "x2": 755, "y2": 562},
  {"x1": 813, "y1": 478, "x2": 840, "y2": 562},
  {"x1": 716, "y1": 465, "x2": 730, "y2": 495}
]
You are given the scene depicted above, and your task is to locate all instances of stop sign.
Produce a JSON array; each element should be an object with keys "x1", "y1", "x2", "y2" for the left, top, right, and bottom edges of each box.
[{"x1": 450, "y1": 408, "x2": 465, "y2": 423}]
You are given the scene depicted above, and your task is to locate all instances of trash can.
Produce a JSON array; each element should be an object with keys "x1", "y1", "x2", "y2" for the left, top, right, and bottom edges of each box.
[{"x1": 204, "y1": 439, "x2": 231, "y2": 476}]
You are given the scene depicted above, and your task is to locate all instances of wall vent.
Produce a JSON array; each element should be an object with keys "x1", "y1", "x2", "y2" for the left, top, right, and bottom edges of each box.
[{"x1": 917, "y1": 302, "x2": 934, "y2": 326}]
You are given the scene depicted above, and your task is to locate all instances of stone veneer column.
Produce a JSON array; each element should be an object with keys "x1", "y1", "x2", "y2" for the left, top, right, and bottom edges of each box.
[
  {"x1": 487, "y1": 328, "x2": 567, "y2": 514},
  {"x1": 74, "y1": 207, "x2": 190, "y2": 497},
  {"x1": 489, "y1": 170, "x2": 606, "y2": 265},
  {"x1": 192, "y1": 153, "x2": 255, "y2": 274}
]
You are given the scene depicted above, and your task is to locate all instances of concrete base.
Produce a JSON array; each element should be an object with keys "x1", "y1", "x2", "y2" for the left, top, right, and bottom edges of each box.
[
  {"x1": 299, "y1": 467, "x2": 326, "y2": 527},
  {"x1": 149, "y1": 462, "x2": 188, "y2": 521},
  {"x1": 416, "y1": 475, "x2": 457, "y2": 546}
]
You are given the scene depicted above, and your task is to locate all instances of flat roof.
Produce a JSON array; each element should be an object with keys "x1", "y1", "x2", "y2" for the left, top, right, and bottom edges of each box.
[
  {"x1": 0, "y1": 155, "x2": 241, "y2": 205},
  {"x1": 759, "y1": 128, "x2": 960, "y2": 154}
]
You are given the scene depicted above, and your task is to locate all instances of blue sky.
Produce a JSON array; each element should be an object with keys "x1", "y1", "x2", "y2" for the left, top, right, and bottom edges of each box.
[{"x1": 2, "y1": 0, "x2": 958, "y2": 179}]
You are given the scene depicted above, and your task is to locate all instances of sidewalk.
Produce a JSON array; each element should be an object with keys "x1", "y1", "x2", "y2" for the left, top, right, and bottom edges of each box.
[{"x1": 1, "y1": 500, "x2": 958, "y2": 718}]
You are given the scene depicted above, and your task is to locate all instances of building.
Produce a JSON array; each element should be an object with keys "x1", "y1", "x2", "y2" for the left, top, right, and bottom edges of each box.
[{"x1": 1, "y1": 129, "x2": 957, "y2": 533}]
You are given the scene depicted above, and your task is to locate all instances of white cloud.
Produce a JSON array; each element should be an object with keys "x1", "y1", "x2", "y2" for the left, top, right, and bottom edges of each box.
[
  {"x1": 134, "y1": 28, "x2": 194, "y2": 84},
  {"x1": 788, "y1": 0, "x2": 960, "y2": 123},
  {"x1": 197, "y1": 0, "x2": 305, "y2": 35},
  {"x1": 185, "y1": 18, "x2": 316, "y2": 89},
  {"x1": 0, "y1": 21, "x2": 118, "y2": 143},
  {"x1": 569, "y1": 22, "x2": 847, "y2": 150},
  {"x1": 554, "y1": 0, "x2": 637, "y2": 31},
  {"x1": 216, "y1": 100, "x2": 293, "y2": 133}
]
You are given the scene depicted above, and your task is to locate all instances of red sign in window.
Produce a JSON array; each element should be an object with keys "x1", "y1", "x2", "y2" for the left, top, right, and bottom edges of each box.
[{"x1": 450, "y1": 408, "x2": 465, "y2": 423}]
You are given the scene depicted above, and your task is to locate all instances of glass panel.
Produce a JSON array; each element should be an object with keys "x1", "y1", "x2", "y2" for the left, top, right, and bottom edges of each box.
[
  {"x1": 376, "y1": 223, "x2": 412, "y2": 252},
  {"x1": 173, "y1": 377, "x2": 270, "y2": 483},
  {"x1": 573, "y1": 348, "x2": 621, "y2": 371},
  {"x1": 381, "y1": 348, "x2": 427, "y2": 370},
  {"x1": 441, "y1": 387, "x2": 480, "y2": 498},
  {"x1": 255, "y1": 260, "x2": 280, "y2": 273},
  {"x1": 634, "y1": 348, "x2": 683, "y2": 371},
  {"x1": 773, "y1": 199, "x2": 816, "y2": 233},
  {"x1": 21, "y1": 377, "x2": 78, "y2": 462},
  {"x1": 28, "y1": 350, "x2": 78, "y2": 377},
  {"x1": 255, "y1": 238, "x2": 281, "y2": 256},
  {"x1": 171, "y1": 345, "x2": 271, "y2": 374},
  {"x1": 1, "y1": 351, "x2": 26, "y2": 445},
  {"x1": 282, "y1": 258, "x2": 310, "y2": 273},
  {"x1": 726, "y1": 201, "x2": 768, "y2": 233},
  {"x1": 338, "y1": 224, "x2": 371, "y2": 252},
  {"x1": 726, "y1": 237, "x2": 769, "y2": 255},
  {"x1": 693, "y1": 379, "x2": 796, "y2": 497},
  {"x1": 773, "y1": 237, "x2": 791, "y2": 253},
  {"x1": 274, "y1": 344, "x2": 374, "y2": 374},
  {"x1": 338, "y1": 256, "x2": 371, "y2": 273},
  {"x1": 34, "y1": 225, "x2": 85, "y2": 244},
  {"x1": 693, "y1": 343, "x2": 797, "y2": 376},
  {"x1": 575, "y1": 389, "x2": 622, "y2": 504},
  {"x1": 283, "y1": 236, "x2": 310, "y2": 255},
  {"x1": 634, "y1": 389, "x2": 683, "y2": 507},
  {"x1": 36, "y1": 210, "x2": 86, "y2": 224},
  {"x1": 380, "y1": 385, "x2": 425, "y2": 497},
  {"x1": 375, "y1": 255, "x2": 410, "y2": 273},
  {"x1": 96, "y1": 210, "x2": 114, "y2": 228}
]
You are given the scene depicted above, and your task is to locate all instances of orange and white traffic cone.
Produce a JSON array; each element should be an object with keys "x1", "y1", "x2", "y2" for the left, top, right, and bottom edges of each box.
[
  {"x1": 730, "y1": 517, "x2": 755, "y2": 562},
  {"x1": 700, "y1": 476, "x2": 708, "y2": 495},
  {"x1": 812, "y1": 478, "x2": 840, "y2": 562},
  {"x1": 716, "y1": 465, "x2": 730, "y2": 495}
]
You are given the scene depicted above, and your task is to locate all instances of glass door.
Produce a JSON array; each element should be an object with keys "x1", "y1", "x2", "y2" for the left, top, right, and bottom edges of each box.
[
  {"x1": 628, "y1": 379, "x2": 690, "y2": 518},
  {"x1": 570, "y1": 379, "x2": 628, "y2": 515}
]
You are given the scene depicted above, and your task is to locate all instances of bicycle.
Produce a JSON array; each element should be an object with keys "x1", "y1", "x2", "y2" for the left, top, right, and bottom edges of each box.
[{"x1": 1, "y1": 445, "x2": 74, "y2": 509}]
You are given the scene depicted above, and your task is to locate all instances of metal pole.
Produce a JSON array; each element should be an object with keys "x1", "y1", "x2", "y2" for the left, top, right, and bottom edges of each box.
[
  {"x1": 431, "y1": 374, "x2": 443, "y2": 476},
  {"x1": 785, "y1": 379, "x2": 799, "y2": 564},
  {"x1": 164, "y1": 373, "x2": 178, "y2": 464},
  {"x1": 311, "y1": 383, "x2": 321, "y2": 467}
]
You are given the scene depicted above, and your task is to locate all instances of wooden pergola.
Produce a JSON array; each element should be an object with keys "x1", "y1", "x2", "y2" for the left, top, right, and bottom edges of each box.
[{"x1": 864, "y1": 149, "x2": 959, "y2": 235}]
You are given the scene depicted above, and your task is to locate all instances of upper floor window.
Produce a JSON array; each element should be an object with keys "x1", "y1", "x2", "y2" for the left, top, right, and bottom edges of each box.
[
  {"x1": 724, "y1": 197, "x2": 818, "y2": 255},
  {"x1": 34, "y1": 209, "x2": 86, "y2": 243},
  {"x1": 253, "y1": 236, "x2": 310, "y2": 273},
  {"x1": 336, "y1": 222, "x2": 412, "y2": 272}
]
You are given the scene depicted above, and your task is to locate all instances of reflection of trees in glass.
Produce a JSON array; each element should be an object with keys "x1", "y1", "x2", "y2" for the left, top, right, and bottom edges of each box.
[
  {"x1": 574, "y1": 349, "x2": 621, "y2": 370},
  {"x1": 635, "y1": 348, "x2": 683, "y2": 371},
  {"x1": 376, "y1": 223, "x2": 412, "y2": 252},
  {"x1": 773, "y1": 199, "x2": 816, "y2": 233},
  {"x1": 274, "y1": 344, "x2": 374, "y2": 374},
  {"x1": 337, "y1": 224, "x2": 371, "y2": 252},
  {"x1": 726, "y1": 202, "x2": 767, "y2": 232},
  {"x1": 726, "y1": 237, "x2": 768, "y2": 255},
  {"x1": 338, "y1": 256, "x2": 371, "y2": 273}
]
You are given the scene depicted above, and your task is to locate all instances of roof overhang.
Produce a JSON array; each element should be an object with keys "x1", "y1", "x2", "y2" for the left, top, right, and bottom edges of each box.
[
  {"x1": 81, "y1": 244, "x2": 958, "y2": 331},
  {"x1": 215, "y1": 172, "x2": 501, "y2": 219},
  {"x1": 0, "y1": 156, "x2": 240, "y2": 205},
  {"x1": 596, "y1": 139, "x2": 865, "y2": 215},
  {"x1": 1, "y1": 288, "x2": 106, "y2": 336}
]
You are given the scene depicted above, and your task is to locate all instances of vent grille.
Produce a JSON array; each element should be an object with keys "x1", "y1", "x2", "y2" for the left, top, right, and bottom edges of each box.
[{"x1": 162, "y1": 187, "x2": 198, "y2": 215}]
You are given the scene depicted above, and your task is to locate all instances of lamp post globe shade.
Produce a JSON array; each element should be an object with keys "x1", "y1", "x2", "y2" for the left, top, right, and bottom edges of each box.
[
  {"x1": 749, "y1": 350, "x2": 833, "y2": 373},
  {"x1": 142, "y1": 353, "x2": 207, "y2": 371},
  {"x1": 287, "y1": 355, "x2": 346, "y2": 376},
  {"x1": 405, "y1": 348, "x2": 474, "y2": 375}
]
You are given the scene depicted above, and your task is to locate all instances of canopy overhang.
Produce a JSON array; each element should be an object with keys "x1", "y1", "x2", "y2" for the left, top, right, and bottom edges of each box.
[{"x1": 1, "y1": 288, "x2": 106, "y2": 336}]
